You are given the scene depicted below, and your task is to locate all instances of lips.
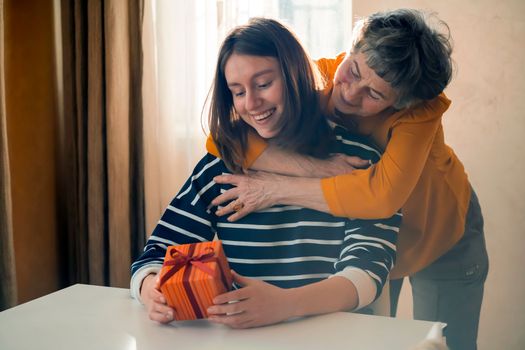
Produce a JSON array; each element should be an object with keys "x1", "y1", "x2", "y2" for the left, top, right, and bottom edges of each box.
[{"x1": 251, "y1": 108, "x2": 276, "y2": 122}]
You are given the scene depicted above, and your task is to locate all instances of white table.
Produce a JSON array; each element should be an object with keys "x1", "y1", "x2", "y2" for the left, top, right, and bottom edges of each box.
[{"x1": 0, "y1": 284, "x2": 441, "y2": 349}]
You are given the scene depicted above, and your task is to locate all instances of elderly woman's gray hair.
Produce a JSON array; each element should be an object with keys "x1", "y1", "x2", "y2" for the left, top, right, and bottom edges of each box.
[{"x1": 351, "y1": 9, "x2": 453, "y2": 109}]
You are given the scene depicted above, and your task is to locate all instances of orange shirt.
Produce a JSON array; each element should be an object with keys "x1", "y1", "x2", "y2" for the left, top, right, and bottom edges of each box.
[{"x1": 206, "y1": 54, "x2": 471, "y2": 278}]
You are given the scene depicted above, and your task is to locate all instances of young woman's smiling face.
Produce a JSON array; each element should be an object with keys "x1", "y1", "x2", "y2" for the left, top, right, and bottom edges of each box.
[
  {"x1": 332, "y1": 51, "x2": 398, "y2": 117},
  {"x1": 225, "y1": 53, "x2": 285, "y2": 139}
]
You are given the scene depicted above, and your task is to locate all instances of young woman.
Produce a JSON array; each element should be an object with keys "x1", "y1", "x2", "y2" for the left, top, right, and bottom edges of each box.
[
  {"x1": 131, "y1": 18, "x2": 399, "y2": 329},
  {"x1": 208, "y1": 9, "x2": 488, "y2": 349}
]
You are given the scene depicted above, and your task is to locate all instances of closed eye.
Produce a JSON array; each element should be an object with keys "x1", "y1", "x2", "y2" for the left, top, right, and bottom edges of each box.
[
  {"x1": 349, "y1": 67, "x2": 359, "y2": 79},
  {"x1": 349, "y1": 59, "x2": 360, "y2": 78},
  {"x1": 257, "y1": 81, "x2": 272, "y2": 89},
  {"x1": 368, "y1": 90, "x2": 381, "y2": 100}
]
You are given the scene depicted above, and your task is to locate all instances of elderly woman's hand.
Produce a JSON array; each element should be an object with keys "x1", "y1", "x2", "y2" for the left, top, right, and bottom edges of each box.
[{"x1": 212, "y1": 171, "x2": 284, "y2": 221}]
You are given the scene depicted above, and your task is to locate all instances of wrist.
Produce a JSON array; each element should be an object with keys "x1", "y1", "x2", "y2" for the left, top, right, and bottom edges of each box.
[
  {"x1": 282, "y1": 287, "x2": 301, "y2": 319},
  {"x1": 269, "y1": 175, "x2": 297, "y2": 205},
  {"x1": 140, "y1": 273, "x2": 157, "y2": 299},
  {"x1": 318, "y1": 159, "x2": 336, "y2": 177},
  {"x1": 302, "y1": 156, "x2": 327, "y2": 177},
  {"x1": 271, "y1": 176, "x2": 328, "y2": 213}
]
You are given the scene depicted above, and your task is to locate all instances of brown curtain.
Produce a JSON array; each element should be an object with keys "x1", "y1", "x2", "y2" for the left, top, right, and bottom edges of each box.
[
  {"x1": 0, "y1": 0, "x2": 18, "y2": 310},
  {"x1": 57, "y1": 0, "x2": 145, "y2": 287}
]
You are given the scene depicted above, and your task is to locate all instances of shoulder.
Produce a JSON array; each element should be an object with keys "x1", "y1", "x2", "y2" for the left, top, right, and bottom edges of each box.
[
  {"x1": 174, "y1": 154, "x2": 230, "y2": 206},
  {"x1": 191, "y1": 153, "x2": 230, "y2": 179},
  {"x1": 391, "y1": 93, "x2": 451, "y2": 125}
]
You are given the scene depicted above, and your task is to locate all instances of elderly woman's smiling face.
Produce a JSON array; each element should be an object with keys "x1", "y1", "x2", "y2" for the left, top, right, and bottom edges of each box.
[{"x1": 331, "y1": 51, "x2": 398, "y2": 117}]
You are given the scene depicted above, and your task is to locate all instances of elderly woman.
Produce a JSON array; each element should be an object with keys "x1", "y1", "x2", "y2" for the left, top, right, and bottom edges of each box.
[{"x1": 209, "y1": 9, "x2": 488, "y2": 350}]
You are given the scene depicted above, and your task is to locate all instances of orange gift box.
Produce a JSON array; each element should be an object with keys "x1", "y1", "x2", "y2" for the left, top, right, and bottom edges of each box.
[{"x1": 158, "y1": 241, "x2": 233, "y2": 321}]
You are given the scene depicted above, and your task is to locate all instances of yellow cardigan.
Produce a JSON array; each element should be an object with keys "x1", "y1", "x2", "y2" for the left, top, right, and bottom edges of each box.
[{"x1": 207, "y1": 54, "x2": 472, "y2": 278}]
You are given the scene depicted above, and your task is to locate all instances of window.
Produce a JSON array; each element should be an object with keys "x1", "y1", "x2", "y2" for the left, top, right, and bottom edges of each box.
[{"x1": 219, "y1": 0, "x2": 352, "y2": 58}]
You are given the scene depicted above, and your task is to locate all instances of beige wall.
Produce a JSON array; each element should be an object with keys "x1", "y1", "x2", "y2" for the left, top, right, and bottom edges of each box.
[{"x1": 352, "y1": 1, "x2": 525, "y2": 349}]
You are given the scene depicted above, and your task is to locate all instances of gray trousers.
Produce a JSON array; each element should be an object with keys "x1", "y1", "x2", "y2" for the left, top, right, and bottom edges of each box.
[{"x1": 390, "y1": 189, "x2": 489, "y2": 350}]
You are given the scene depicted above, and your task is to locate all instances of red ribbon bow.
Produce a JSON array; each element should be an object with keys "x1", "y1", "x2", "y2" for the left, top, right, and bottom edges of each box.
[{"x1": 159, "y1": 246, "x2": 217, "y2": 288}]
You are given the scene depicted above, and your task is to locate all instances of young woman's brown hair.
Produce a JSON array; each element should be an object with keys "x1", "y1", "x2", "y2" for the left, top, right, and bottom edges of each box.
[{"x1": 208, "y1": 17, "x2": 332, "y2": 173}]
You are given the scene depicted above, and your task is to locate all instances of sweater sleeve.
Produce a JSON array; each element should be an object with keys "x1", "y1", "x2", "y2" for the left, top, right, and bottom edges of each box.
[
  {"x1": 332, "y1": 211, "x2": 400, "y2": 307},
  {"x1": 321, "y1": 95, "x2": 451, "y2": 218}
]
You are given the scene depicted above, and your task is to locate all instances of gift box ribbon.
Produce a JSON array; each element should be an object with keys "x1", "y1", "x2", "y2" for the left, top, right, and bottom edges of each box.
[{"x1": 160, "y1": 243, "x2": 230, "y2": 319}]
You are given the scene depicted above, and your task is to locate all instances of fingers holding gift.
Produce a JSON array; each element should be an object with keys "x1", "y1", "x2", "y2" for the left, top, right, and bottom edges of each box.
[
  {"x1": 207, "y1": 298, "x2": 245, "y2": 316},
  {"x1": 149, "y1": 292, "x2": 174, "y2": 323},
  {"x1": 207, "y1": 271, "x2": 292, "y2": 328},
  {"x1": 148, "y1": 301, "x2": 176, "y2": 323},
  {"x1": 211, "y1": 270, "x2": 254, "y2": 304},
  {"x1": 141, "y1": 275, "x2": 176, "y2": 324},
  {"x1": 145, "y1": 292, "x2": 175, "y2": 323},
  {"x1": 207, "y1": 272, "x2": 252, "y2": 326},
  {"x1": 207, "y1": 297, "x2": 280, "y2": 329},
  {"x1": 207, "y1": 296, "x2": 255, "y2": 329},
  {"x1": 208, "y1": 311, "x2": 256, "y2": 329}
]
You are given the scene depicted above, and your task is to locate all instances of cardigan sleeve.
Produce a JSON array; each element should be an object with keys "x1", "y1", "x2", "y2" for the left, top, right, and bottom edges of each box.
[{"x1": 321, "y1": 95, "x2": 451, "y2": 218}]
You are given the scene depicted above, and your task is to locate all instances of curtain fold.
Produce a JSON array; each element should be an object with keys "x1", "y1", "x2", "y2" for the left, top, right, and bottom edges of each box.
[
  {"x1": 143, "y1": 0, "x2": 215, "y2": 235},
  {"x1": 0, "y1": 0, "x2": 18, "y2": 311},
  {"x1": 58, "y1": 0, "x2": 145, "y2": 288}
]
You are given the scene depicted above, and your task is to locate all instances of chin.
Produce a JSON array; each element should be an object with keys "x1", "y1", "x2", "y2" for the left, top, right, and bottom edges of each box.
[
  {"x1": 335, "y1": 106, "x2": 356, "y2": 117},
  {"x1": 255, "y1": 130, "x2": 275, "y2": 139},
  {"x1": 334, "y1": 101, "x2": 356, "y2": 115}
]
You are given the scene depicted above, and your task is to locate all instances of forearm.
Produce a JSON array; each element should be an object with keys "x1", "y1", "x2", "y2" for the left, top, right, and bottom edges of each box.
[
  {"x1": 251, "y1": 145, "x2": 325, "y2": 177},
  {"x1": 335, "y1": 215, "x2": 400, "y2": 305},
  {"x1": 285, "y1": 276, "x2": 358, "y2": 318},
  {"x1": 273, "y1": 175, "x2": 330, "y2": 213}
]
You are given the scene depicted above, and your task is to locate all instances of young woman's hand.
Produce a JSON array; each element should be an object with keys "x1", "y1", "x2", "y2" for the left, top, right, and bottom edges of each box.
[
  {"x1": 207, "y1": 271, "x2": 294, "y2": 329},
  {"x1": 212, "y1": 171, "x2": 283, "y2": 221},
  {"x1": 140, "y1": 274, "x2": 175, "y2": 323}
]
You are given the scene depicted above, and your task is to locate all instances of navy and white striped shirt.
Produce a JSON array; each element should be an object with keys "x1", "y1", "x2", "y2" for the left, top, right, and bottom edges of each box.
[{"x1": 131, "y1": 126, "x2": 400, "y2": 309}]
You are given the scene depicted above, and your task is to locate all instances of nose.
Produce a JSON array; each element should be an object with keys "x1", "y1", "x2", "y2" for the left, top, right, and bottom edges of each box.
[
  {"x1": 341, "y1": 80, "x2": 363, "y2": 105},
  {"x1": 245, "y1": 89, "x2": 261, "y2": 111}
]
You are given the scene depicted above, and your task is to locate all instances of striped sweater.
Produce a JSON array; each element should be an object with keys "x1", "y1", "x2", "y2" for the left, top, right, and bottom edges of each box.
[{"x1": 131, "y1": 126, "x2": 400, "y2": 309}]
